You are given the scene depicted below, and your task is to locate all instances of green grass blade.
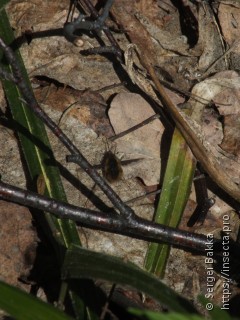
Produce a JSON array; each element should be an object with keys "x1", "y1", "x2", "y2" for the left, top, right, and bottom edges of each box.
[
  {"x1": 0, "y1": 7, "x2": 81, "y2": 254},
  {"x1": 62, "y1": 245, "x2": 198, "y2": 314},
  {"x1": 144, "y1": 128, "x2": 196, "y2": 277},
  {"x1": 0, "y1": 280, "x2": 74, "y2": 320}
]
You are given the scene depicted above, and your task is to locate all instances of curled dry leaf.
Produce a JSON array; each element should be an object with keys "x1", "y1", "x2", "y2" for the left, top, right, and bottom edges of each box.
[
  {"x1": 211, "y1": 72, "x2": 240, "y2": 158},
  {"x1": 189, "y1": 71, "x2": 240, "y2": 122},
  {"x1": 111, "y1": 0, "x2": 191, "y2": 76},
  {"x1": 109, "y1": 92, "x2": 164, "y2": 185}
]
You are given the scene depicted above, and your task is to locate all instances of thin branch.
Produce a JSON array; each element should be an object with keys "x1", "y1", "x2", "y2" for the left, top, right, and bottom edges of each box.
[
  {"x1": 109, "y1": 114, "x2": 160, "y2": 142},
  {"x1": 65, "y1": 0, "x2": 122, "y2": 60},
  {"x1": 0, "y1": 180, "x2": 218, "y2": 253}
]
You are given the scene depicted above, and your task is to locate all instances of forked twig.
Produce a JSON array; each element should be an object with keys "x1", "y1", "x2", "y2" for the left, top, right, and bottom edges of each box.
[
  {"x1": 64, "y1": 0, "x2": 122, "y2": 59},
  {"x1": 0, "y1": 180, "x2": 216, "y2": 253}
]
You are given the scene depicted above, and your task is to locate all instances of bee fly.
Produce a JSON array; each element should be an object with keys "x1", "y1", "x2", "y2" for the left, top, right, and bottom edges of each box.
[
  {"x1": 100, "y1": 150, "x2": 144, "y2": 184},
  {"x1": 101, "y1": 151, "x2": 123, "y2": 183}
]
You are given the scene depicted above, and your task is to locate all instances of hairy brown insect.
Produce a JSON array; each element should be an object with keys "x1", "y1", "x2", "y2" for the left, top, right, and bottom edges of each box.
[{"x1": 101, "y1": 151, "x2": 123, "y2": 183}]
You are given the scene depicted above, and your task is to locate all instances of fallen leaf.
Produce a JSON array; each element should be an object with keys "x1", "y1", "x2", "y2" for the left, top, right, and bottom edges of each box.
[
  {"x1": 35, "y1": 81, "x2": 114, "y2": 137},
  {"x1": 218, "y1": 1, "x2": 240, "y2": 71},
  {"x1": 188, "y1": 70, "x2": 240, "y2": 183},
  {"x1": 197, "y1": 5, "x2": 225, "y2": 73},
  {"x1": 135, "y1": 0, "x2": 164, "y2": 29},
  {"x1": 189, "y1": 70, "x2": 240, "y2": 122},
  {"x1": 218, "y1": 1, "x2": 240, "y2": 47},
  {"x1": 109, "y1": 92, "x2": 164, "y2": 185},
  {"x1": 0, "y1": 200, "x2": 37, "y2": 290},
  {"x1": 220, "y1": 115, "x2": 240, "y2": 156},
  {"x1": 7, "y1": 0, "x2": 68, "y2": 32}
]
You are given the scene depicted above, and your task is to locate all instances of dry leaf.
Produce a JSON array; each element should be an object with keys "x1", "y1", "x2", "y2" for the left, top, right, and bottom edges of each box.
[
  {"x1": 218, "y1": 1, "x2": 240, "y2": 70},
  {"x1": 189, "y1": 70, "x2": 240, "y2": 183},
  {"x1": 35, "y1": 83, "x2": 114, "y2": 137},
  {"x1": 0, "y1": 201, "x2": 37, "y2": 290},
  {"x1": 197, "y1": 5, "x2": 225, "y2": 72},
  {"x1": 220, "y1": 115, "x2": 240, "y2": 156},
  {"x1": 109, "y1": 92, "x2": 164, "y2": 185},
  {"x1": 135, "y1": 11, "x2": 190, "y2": 56},
  {"x1": 218, "y1": 1, "x2": 240, "y2": 47},
  {"x1": 189, "y1": 71, "x2": 240, "y2": 122},
  {"x1": 135, "y1": 0, "x2": 164, "y2": 29},
  {"x1": 7, "y1": 0, "x2": 68, "y2": 32}
]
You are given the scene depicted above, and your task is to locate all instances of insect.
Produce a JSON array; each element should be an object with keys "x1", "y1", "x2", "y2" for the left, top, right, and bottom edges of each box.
[
  {"x1": 101, "y1": 149, "x2": 144, "y2": 184},
  {"x1": 101, "y1": 151, "x2": 123, "y2": 183}
]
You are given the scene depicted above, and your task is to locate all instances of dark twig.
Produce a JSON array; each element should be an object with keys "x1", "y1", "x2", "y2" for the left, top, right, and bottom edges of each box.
[
  {"x1": 188, "y1": 170, "x2": 215, "y2": 227},
  {"x1": 125, "y1": 188, "x2": 162, "y2": 205},
  {"x1": 83, "y1": 0, "x2": 122, "y2": 60},
  {"x1": 80, "y1": 0, "x2": 121, "y2": 55},
  {"x1": 64, "y1": 0, "x2": 122, "y2": 60},
  {"x1": 80, "y1": 45, "x2": 120, "y2": 56},
  {"x1": 0, "y1": 180, "x2": 217, "y2": 253},
  {"x1": 100, "y1": 283, "x2": 116, "y2": 320},
  {"x1": 95, "y1": 81, "x2": 126, "y2": 93},
  {"x1": 109, "y1": 114, "x2": 160, "y2": 142}
]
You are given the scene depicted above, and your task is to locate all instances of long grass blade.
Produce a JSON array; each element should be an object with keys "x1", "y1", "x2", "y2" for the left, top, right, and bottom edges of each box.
[
  {"x1": 144, "y1": 127, "x2": 196, "y2": 277},
  {"x1": 62, "y1": 244, "x2": 198, "y2": 314},
  {"x1": 0, "y1": 280, "x2": 74, "y2": 320}
]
